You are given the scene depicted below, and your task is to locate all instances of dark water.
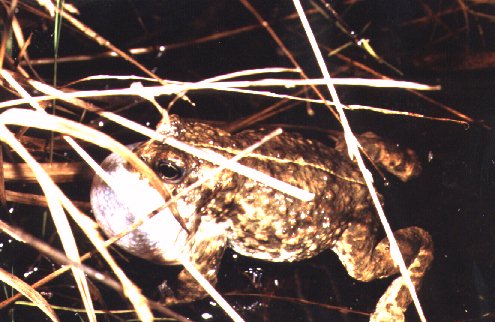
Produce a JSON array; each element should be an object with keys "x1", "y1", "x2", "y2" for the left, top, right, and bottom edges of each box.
[{"x1": 1, "y1": 1, "x2": 495, "y2": 321}]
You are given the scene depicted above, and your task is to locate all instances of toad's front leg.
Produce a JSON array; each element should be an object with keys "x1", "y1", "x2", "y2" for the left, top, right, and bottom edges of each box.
[
  {"x1": 162, "y1": 218, "x2": 228, "y2": 305},
  {"x1": 332, "y1": 212, "x2": 433, "y2": 322}
]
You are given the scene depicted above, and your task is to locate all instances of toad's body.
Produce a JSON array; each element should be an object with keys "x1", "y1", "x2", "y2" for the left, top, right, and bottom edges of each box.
[{"x1": 91, "y1": 116, "x2": 433, "y2": 321}]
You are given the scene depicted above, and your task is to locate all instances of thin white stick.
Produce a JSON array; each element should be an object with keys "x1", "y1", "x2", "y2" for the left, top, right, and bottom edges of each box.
[
  {"x1": 0, "y1": 76, "x2": 438, "y2": 110},
  {"x1": 291, "y1": 1, "x2": 427, "y2": 322},
  {"x1": 165, "y1": 137, "x2": 314, "y2": 201},
  {"x1": 179, "y1": 255, "x2": 244, "y2": 322}
]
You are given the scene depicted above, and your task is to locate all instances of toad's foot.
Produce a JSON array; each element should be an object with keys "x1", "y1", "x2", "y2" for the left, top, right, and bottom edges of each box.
[
  {"x1": 370, "y1": 277, "x2": 408, "y2": 322},
  {"x1": 370, "y1": 304, "x2": 404, "y2": 322}
]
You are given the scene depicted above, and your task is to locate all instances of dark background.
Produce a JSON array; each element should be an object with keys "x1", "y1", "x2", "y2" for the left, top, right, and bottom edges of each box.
[{"x1": 1, "y1": 1, "x2": 495, "y2": 321}]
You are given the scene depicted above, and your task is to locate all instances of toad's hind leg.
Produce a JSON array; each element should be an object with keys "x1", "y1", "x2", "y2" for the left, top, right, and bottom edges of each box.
[{"x1": 332, "y1": 220, "x2": 433, "y2": 322}]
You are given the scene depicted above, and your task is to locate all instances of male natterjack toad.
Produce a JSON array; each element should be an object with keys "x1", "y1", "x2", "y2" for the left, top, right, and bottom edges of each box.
[{"x1": 90, "y1": 115, "x2": 433, "y2": 321}]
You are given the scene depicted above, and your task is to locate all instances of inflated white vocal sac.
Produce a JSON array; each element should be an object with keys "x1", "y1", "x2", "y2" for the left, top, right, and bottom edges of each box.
[{"x1": 90, "y1": 148, "x2": 194, "y2": 264}]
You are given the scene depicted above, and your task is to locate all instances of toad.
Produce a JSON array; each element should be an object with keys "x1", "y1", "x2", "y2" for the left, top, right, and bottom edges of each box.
[{"x1": 90, "y1": 115, "x2": 433, "y2": 321}]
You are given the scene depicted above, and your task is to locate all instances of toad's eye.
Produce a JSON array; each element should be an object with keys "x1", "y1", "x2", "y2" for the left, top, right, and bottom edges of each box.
[{"x1": 153, "y1": 160, "x2": 185, "y2": 182}]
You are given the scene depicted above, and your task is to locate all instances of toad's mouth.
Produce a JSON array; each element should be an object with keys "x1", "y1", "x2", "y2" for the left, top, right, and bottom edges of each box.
[{"x1": 90, "y1": 151, "x2": 193, "y2": 264}]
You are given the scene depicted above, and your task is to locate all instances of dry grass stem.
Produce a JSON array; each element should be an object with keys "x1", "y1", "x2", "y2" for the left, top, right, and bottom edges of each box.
[
  {"x1": 292, "y1": 1, "x2": 427, "y2": 321},
  {"x1": 0, "y1": 125, "x2": 98, "y2": 322},
  {"x1": 1, "y1": 60, "x2": 99, "y2": 322},
  {"x1": 197, "y1": 78, "x2": 439, "y2": 90},
  {"x1": 2, "y1": 162, "x2": 92, "y2": 182},
  {"x1": 35, "y1": 0, "x2": 55, "y2": 16},
  {"x1": 165, "y1": 136, "x2": 314, "y2": 201},
  {"x1": 207, "y1": 89, "x2": 464, "y2": 126},
  {"x1": 227, "y1": 292, "x2": 370, "y2": 317},
  {"x1": 48, "y1": 4, "x2": 165, "y2": 84},
  {"x1": 179, "y1": 255, "x2": 245, "y2": 322},
  {"x1": 0, "y1": 70, "x2": 43, "y2": 111},
  {"x1": 346, "y1": 105, "x2": 469, "y2": 125},
  {"x1": 13, "y1": 301, "x2": 141, "y2": 315},
  {"x1": 331, "y1": 51, "x2": 476, "y2": 124},
  {"x1": 0, "y1": 267, "x2": 59, "y2": 322},
  {"x1": 3, "y1": 76, "x2": 440, "y2": 105},
  {"x1": 5, "y1": 190, "x2": 89, "y2": 209}
]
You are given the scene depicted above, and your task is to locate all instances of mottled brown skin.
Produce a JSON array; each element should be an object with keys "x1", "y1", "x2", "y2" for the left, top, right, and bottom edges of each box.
[{"x1": 91, "y1": 115, "x2": 433, "y2": 322}]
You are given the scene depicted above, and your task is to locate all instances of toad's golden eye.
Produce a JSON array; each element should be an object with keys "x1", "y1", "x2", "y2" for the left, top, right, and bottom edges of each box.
[{"x1": 154, "y1": 160, "x2": 184, "y2": 182}]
